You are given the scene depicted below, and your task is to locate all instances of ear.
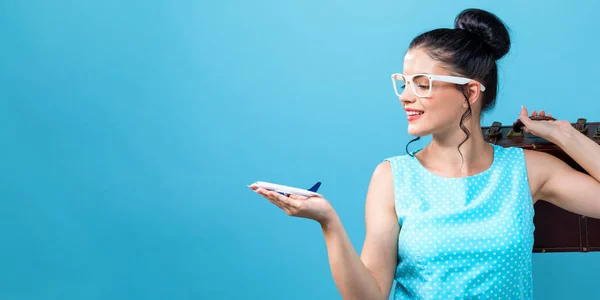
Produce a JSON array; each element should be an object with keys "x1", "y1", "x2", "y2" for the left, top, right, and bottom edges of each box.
[{"x1": 462, "y1": 81, "x2": 482, "y2": 107}]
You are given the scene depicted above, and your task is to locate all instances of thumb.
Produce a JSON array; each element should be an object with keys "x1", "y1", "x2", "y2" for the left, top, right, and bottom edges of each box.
[{"x1": 519, "y1": 105, "x2": 532, "y2": 126}]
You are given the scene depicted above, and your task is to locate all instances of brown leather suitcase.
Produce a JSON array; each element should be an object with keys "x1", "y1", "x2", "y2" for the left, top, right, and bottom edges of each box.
[{"x1": 481, "y1": 117, "x2": 600, "y2": 253}]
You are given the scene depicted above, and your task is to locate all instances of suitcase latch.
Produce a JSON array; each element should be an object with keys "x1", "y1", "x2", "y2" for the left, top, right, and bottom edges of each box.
[
  {"x1": 574, "y1": 118, "x2": 588, "y2": 133},
  {"x1": 486, "y1": 121, "x2": 502, "y2": 142},
  {"x1": 594, "y1": 128, "x2": 600, "y2": 139},
  {"x1": 507, "y1": 129, "x2": 524, "y2": 137}
]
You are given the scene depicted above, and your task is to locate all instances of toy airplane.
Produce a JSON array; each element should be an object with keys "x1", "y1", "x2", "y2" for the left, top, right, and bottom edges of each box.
[{"x1": 250, "y1": 181, "x2": 322, "y2": 197}]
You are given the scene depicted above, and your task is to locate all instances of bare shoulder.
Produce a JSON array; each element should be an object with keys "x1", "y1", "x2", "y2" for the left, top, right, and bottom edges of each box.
[
  {"x1": 372, "y1": 160, "x2": 393, "y2": 182},
  {"x1": 366, "y1": 161, "x2": 395, "y2": 208},
  {"x1": 364, "y1": 159, "x2": 398, "y2": 233}
]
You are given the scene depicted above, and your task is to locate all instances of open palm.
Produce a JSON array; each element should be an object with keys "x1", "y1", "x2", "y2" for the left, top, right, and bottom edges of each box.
[{"x1": 249, "y1": 184, "x2": 334, "y2": 224}]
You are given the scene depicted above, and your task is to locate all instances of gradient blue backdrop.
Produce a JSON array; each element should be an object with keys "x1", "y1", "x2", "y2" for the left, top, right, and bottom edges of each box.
[{"x1": 1, "y1": 0, "x2": 598, "y2": 299}]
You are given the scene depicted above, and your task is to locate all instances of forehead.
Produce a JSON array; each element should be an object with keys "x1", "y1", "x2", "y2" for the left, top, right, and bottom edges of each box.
[{"x1": 403, "y1": 48, "x2": 449, "y2": 75}]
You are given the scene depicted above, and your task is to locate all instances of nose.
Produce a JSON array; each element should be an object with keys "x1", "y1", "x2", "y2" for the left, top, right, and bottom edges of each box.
[{"x1": 399, "y1": 84, "x2": 416, "y2": 105}]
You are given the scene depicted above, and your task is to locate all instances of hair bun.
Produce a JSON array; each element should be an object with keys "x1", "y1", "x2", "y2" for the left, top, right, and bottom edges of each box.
[{"x1": 454, "y1": 8, "x2": 511, "y2": 60}]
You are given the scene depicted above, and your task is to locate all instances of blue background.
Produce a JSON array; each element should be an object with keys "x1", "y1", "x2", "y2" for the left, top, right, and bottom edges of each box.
[{"x1": 1, "y1": 0, "x2": 598, "y2": 299}]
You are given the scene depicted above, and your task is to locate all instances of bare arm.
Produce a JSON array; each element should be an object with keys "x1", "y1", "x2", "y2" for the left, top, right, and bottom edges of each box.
[
  {"x1": 320, "y1": 161, "x2": 399, "y2": 300},
  {"x1": 525, "y1": 123, "x2": 600, "y2": 218},
  {"x1": 250, "y1": 161, "x2": 399, "y2": 299}
]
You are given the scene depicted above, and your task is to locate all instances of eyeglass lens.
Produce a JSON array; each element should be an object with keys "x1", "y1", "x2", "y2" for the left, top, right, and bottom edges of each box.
[{"x1": 393, "y1": 74, "x2": 431, "y2": 97}]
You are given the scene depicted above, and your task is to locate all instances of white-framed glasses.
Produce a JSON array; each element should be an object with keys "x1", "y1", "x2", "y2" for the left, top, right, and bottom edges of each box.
[{"x1": 391, "y1": 73, "x2": 486, "y2": 98}]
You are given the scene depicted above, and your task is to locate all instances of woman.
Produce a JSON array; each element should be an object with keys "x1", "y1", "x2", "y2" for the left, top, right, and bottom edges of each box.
[{"x1": 249, "y1": 8, "x2": 600, "y2": 300}]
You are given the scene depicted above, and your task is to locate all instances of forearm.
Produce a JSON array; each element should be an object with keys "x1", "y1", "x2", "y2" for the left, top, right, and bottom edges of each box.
[
  {"x1": 320, "y1": 212, "x2": 386, "y2": 300},
  {"x1": 555, "y1": 125, "x2": 600, "y2": 182}
]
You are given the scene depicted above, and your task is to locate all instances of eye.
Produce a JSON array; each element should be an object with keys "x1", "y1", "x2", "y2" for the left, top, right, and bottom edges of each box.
[{"x1": 417, "y1": 85, "x2": 429, "y2": 90}]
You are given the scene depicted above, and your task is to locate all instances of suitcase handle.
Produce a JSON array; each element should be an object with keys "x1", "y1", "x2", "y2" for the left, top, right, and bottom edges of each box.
[{"x1": 512, "y1": 116, "x2": 557, "y2": 133}]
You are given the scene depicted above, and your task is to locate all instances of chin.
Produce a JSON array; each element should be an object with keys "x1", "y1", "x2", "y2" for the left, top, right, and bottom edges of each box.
[{"x1": 407, "y1": 124, "x2": 432, "y2": 137}]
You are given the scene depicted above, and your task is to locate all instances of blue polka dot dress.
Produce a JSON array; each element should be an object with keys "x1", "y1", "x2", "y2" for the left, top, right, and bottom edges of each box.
[{"x1": 384, "y1": 143, "x2": 535, "y2": 299}]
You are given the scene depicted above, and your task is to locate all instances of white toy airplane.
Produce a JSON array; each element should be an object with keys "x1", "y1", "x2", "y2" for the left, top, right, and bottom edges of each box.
[{"x1": 250, "y1": 181, "x2": 322, "y2": 197}]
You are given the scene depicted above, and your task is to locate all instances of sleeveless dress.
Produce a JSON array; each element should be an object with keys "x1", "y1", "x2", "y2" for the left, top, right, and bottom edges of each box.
[{"x1": 384, "y1": 143, "x2": 535, "y2": 299}]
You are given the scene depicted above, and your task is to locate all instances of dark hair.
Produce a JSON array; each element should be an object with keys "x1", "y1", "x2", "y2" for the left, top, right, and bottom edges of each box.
[{"x1": 405, "y1": 8, "x2": 511, "y2": 165}]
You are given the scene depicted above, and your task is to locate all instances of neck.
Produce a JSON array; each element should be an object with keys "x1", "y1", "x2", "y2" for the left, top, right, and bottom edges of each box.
[{"x1": 417, "y1": 118, "x2": 493, "y2": 177}]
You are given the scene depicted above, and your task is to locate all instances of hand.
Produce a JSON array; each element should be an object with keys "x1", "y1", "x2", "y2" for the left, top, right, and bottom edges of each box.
[
  {"x1": 518, "y1": 105, "x2": 573, "y2": 144},
  {"x1": 249, "y1": 184, "x2": 335, "y2": 225}
]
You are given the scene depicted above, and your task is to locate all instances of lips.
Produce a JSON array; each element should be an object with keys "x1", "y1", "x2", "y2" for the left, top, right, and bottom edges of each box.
[
  {"x1": 405, "y1": 109, "x2": 424, "y2": 121},
  {"x1": 406, "y1": 111, "x2": 424, "y2": 116}
]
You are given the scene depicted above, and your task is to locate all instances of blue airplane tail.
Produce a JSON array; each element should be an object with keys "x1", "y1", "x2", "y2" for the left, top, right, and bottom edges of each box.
[
  {"x1": 277, "y1": 181, "x2": 321, "y2": 196},
  {"x1": 307, "y1": 182, "x2": 321, "y2": 192}
]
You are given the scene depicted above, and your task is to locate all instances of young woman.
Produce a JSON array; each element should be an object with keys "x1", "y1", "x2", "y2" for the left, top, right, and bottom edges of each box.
[{"x1": 249, "y1": 8, "x2": 600, "y2": 300}]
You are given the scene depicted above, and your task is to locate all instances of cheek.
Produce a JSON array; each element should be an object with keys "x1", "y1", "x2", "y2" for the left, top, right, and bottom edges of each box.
[
  {"x1": 422, "y1": 99, "x2": 466, "y2": 126},
  {"x1": 424, "y1": 100, "x2": 461, "y2": 117}
]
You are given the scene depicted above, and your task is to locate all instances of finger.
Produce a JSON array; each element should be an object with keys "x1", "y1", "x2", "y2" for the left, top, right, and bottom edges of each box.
[
  {"x1": 268, "y1": 191, "x2": 296, "y2": 214},
  {"x1": 255, "y1": 189, "x2": 303, "y2": 215},
  {"x1": 547, "y1": 113, "x2": 552, "y2": 118},
  {"x1": 256, "y1": 188, "x2": 279, "y2": 202},
  {"x1": 288, "y1": 194, "x2": 309, "y2": 201},
  {"x1": 280, "y1": 196, "x2": 304, "y2": 210},
  {"x1": 539, "y1": 110, "x2": 546, "y2": 117},
  {"x1": 520, "y1": 105, "x2": 530, "y2": 119},
  {"x1": 272, "y1": 192, "x2": 304, "y2": 210},
  {"x1": 519, "y1": 105, "x2": 532, "y2": 126},
  {"x1": 254, "y1": 187, "x2": 269, "y2": 195},
  {"x1": 255, "y1": 188, "x2": 286, "y2": 209},
  {"x1": 265, "y1": 191, "x2": 292, "y2": 213},
  {"x1": 264, "y1": 191, "x2": 283, "y2": 204},
  {"x1": 531, "y1": 110, "x2": 537, "y2": 117}
]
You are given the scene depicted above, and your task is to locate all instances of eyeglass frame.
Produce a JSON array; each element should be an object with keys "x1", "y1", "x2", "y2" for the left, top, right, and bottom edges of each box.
[{"x1": 390, "y1": 73, "x2": 486, "y2": 98}]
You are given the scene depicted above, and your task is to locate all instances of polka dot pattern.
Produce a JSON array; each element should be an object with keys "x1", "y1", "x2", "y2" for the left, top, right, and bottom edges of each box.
[{"x1": 384, "y1": 144, "x2": 535, "y2": 300}]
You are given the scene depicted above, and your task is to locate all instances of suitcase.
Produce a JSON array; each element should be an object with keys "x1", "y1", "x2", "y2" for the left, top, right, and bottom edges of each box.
[{"x1": 481, "y1": 117, "x2": 600, "y2": 253}]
